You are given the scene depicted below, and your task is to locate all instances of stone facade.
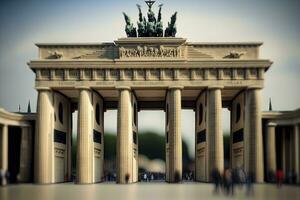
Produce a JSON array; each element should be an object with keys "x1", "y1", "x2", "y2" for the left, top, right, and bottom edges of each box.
[
  {"x1": 5, "y1": 37, "x2": 297, "y2": 185},
  {"x1": 29, "y1": 38, "x2": 272, "y2": 184}
]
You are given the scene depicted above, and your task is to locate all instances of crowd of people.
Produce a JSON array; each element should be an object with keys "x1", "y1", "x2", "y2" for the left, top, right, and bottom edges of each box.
[
  {"x1": 211, "y1": 168, "x2": 299, "y2": 196},
  {"x1": 1, "y1": 167, "x2": 298, "y2": 187},
  {"x1": 139, "y1": 172, "x2": 165, "y2": 182},
  {"x1": 211, "y1": 167, "x2": 255, "y2": 196}
]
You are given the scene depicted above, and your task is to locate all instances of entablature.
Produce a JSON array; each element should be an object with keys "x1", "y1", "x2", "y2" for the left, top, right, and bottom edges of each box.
[{"x1": 33, "y1": 66, "x2": 265, "y2": 90}]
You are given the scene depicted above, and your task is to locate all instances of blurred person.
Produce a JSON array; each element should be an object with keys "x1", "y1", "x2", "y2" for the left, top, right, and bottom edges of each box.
[
  {"x1": 223, "y1": 168, "x2": 233, "y2": 195},
  {"x1": 190, "y1": 172, "x2": 193, "y2": 181},
  {"x1": 231, "y1": 168, "x2": 240, "y2": 195},
  {"x1": 0, "y1": 169, "x2": 6, "y2": 186},
  {"x1": 291, "y1": 170, "x2": 297, "y2": 184},
  {"x1": 268, "y1": 170, "x2": 276, "y2": 183},
  {"x1": 287, "y1": 171, "x2": 293, "y2": 184},
  {"x1": 238, "y1": 167, "x2": 246, "y2": 186},
  {"x1": 211, "y1": 168, "x2": 222, "y2": 194},
  {"x1": 276, "y1": 169, "x2": 284, "y2": 187},
  {"x1": 174, "y1": 171, "x2": 181, "y2": 183},
  {"x1": 125, "y1": 173, "x2": 130, "y2": 184},
  {"x1": 246, "y1": 171, "x2": 254, "y2": 196}
]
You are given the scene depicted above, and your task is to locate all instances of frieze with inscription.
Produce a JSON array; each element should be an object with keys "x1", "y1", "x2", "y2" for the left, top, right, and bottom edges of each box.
[{"x1": 119, "y1": 46, "x2": 181, "y2": 58}]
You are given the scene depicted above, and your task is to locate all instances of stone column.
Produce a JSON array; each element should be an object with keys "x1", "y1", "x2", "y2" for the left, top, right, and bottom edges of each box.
[
  {"x1": 1, "y1": 124, "x2": 8, "y2": 185},
  {"x1": 293, "y1": 124, "x2": 300, "y2": 183},
  {"x1": 116, "y1": 86, "x2": 133, "y2": 184},
  {"x1": 207, "y1": 87, "x2": 224, "y2": 181},
  {"x1": 35, "y1": 88, "x2": 54, "y2": 184},
  {"x1": 266, "y1": 122, "x2": 277, "y2": 182},
  {"x1": 167, "y1": 86, "x2": 183, "y2": 183},
  {"x1": 67, "y1": 108, "x2": 73, "y2": 182},
  {"x1": 244, "y1": 88, "x2": 264, "y2": 182},
  {"x1": 19, "y1": 126, "x2": 32, "y2": 182},
  {"x1": 77, "y1": 87, "x2": 93, "y2": 184}
]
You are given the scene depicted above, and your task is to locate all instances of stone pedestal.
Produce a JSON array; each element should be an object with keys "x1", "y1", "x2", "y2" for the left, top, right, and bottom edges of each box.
[
  {"x1": 35, "y1": 88, "x2": 54, "y2": 184},
  {"x1": 266, "y1": 122, "x2": 277, "y2": 181},
  {"x1": 116, "y1": 86, "x2": 134, "y2": 184},
  {"x1": 244, "y1": 88, "x2": 264, "y2": 182},
  {"x1": 166, "y1": 86, "x2": 182, "y2": 183},
  {"x1": 1, "y1": 125, "x2": 8, "y2": 186},
  {"x1": 207, "y1": 87, "x2": 224, "y2": 181},
  {"x1": 77, "y1": 88, "x2": 93, "y2": 184}
]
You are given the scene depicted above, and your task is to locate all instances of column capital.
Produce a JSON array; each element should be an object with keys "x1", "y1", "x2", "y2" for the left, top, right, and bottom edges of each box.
[
  {"x1": 75, "y1": 86, "x2": 91, "y2": 90},
  {"x1": 168, "y1": 86, "x2": 184, "y2": 90},
  {"x1": 35, "y1": 86, "x2": 51, "y2": 91},
  {"x1": 116, "y1": 86, "x2": 131, "y2": 91},
  {"x1": 208, "y1": 85, "x2": 224, "y2": 90}
]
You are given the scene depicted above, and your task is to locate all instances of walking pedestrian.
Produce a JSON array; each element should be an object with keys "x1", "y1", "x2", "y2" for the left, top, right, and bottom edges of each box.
[
  {"x1": 246, "y1": 172, "x2": 254, "y2": 196},
  {"x1": 276, "y1": 169, "x2": 284, "y2": 187},
  {"x1": 211, "y1": 168, "x2": 221, "y2": 194}
]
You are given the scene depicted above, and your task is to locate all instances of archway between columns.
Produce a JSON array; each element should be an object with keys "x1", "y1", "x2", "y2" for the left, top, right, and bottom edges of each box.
[{"x1": 138, "y1": 110, "x2": 166, "y2": 182}]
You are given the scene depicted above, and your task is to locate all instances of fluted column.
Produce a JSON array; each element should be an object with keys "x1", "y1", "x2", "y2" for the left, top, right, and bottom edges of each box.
[
  {"x1": 266, "y1": 122, "x2": 277, "y2": 181},
  {"x1": 77, "y1": 87, "x2": 93, "y2": 184},
  {"x1": 207, "y1": 87, "x2": 224, "y2": 181},
  {"x1": 116, "y1": 86, "x2": 133, "y2": 184},
  {"x1": 244, "y1": 88, "x2": 264, "y2": 182},
  {"x1": 167, "y1": 86, "x2": 183, "y2": 182},
  {"x1": 19, "y1": 126, "x2": 32, "y2": 182},
  {"x1": 1, "y1": 124, "x2": 8, "y2": 185},
  {"x1": 35, "y1": 88, "x2": 54, "y2": 184}
]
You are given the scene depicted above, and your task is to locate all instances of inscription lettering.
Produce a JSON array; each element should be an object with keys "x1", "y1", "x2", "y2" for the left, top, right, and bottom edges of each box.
[{"x1": 119, "y1": 46, "x2": 181, "y2": 58}]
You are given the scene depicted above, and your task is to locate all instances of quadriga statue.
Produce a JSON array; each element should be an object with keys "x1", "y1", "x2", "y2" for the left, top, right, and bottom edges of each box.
[{"x1": 123, "y1": 1, "x2": 177, "y2": 38}]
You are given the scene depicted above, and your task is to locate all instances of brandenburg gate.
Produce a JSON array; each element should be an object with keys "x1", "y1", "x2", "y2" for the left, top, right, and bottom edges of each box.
[{"x1": 26, "y1": 1, "x2": 272, "y2": 184}]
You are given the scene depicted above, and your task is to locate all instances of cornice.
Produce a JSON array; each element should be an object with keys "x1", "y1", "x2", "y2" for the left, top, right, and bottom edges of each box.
[
  {"x1": 187, "y1": 42, "x2": 263, "y2": 47},
  {"x1": 0, "y1": 108, "x2": 36, "y2": 122},
  {"x1": 35, "y1": 41, "x2": 263, "y2": 48},
  {"x1": 262, "y1": 108, "x2": 300, "y2": 120},
  {"x1": 36, "y1": 43, "x2": 115, "y2": 48}
]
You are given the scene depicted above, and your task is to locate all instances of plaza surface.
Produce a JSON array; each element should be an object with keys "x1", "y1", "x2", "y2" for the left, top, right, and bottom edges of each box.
[{"x1": 0, "y1": 183, "x2": 299, "y2": 200}]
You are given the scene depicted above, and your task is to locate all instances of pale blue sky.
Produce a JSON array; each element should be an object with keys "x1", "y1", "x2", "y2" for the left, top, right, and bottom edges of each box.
[{"x1": 1, "y1": 0, "x2": 300, "y2": 156}]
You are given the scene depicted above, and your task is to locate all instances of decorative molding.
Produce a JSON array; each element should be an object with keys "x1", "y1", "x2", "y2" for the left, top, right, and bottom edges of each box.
[
  {"x1": 223, "y1": 51, "x2": 245, "y2": 59},
  {"x1": 47, "y1": 51, "x2": 63, "y2": 59},
  {"x1": 36, "y1": 68, "x2": 263, "y2": 82}
]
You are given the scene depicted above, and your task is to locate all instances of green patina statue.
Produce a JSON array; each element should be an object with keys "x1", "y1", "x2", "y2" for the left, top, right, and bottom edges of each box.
[
  {"x1": 123, "y1": 0, "x2": 177, "y2": 37},
  {"x1": 165, "y1": 12, "x2": 177, "y2": 37},
  {"x1": 123, "y1": 12, "x2": 137, "y2": 37}
]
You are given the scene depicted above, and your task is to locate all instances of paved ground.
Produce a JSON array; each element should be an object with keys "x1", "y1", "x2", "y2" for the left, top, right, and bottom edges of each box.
[{"x1": 0, "y1": 182, "x2": 299, "y2": 200}]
